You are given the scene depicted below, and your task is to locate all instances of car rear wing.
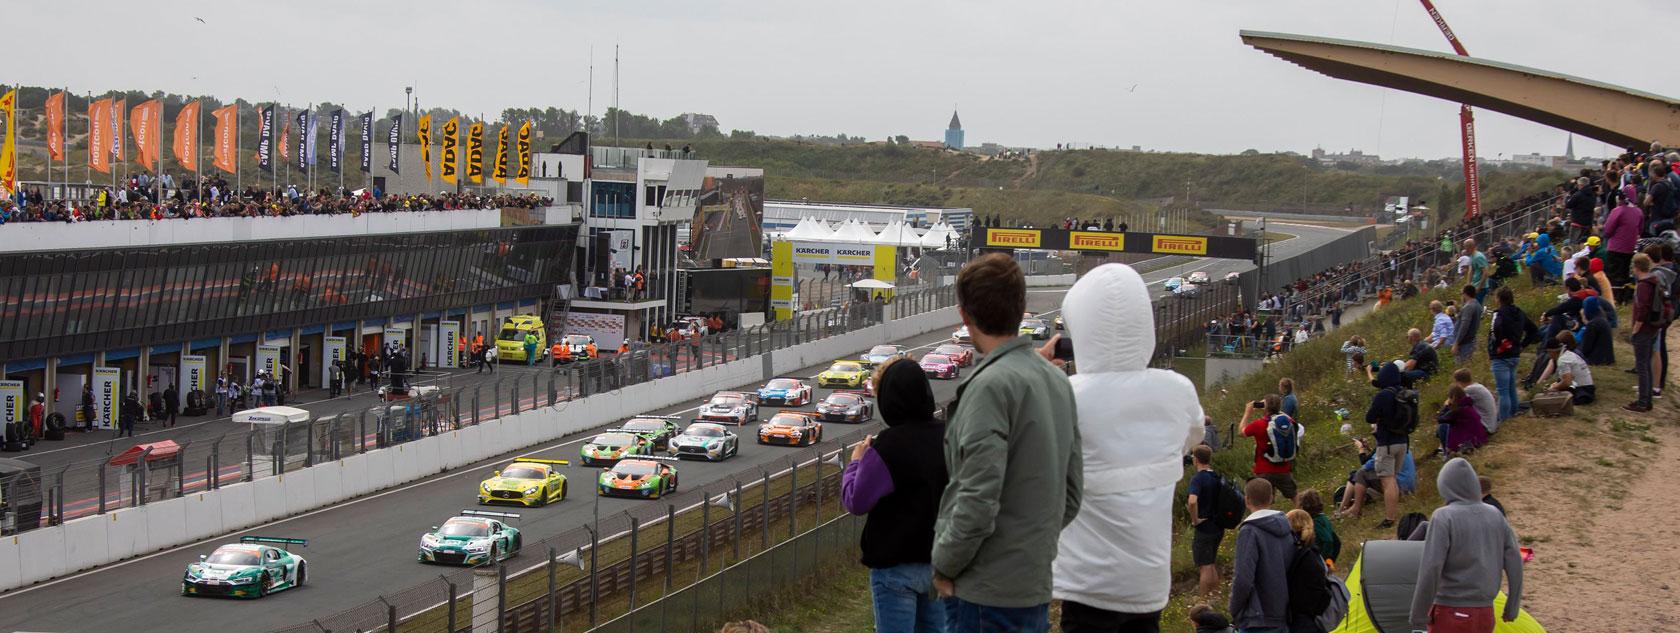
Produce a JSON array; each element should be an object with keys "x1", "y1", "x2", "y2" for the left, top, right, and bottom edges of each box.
[
  {"x1": 240, "y1": 536, "x2": 308, "y2": 550},
  {"x1": 712, "y1": 391, "x2": 758, "y2": 404},
  {"x1": 615, "y1": 455, "x2": 681, "y2": 463},
  {"x1": 830, "y1": 390, "x2": 872, "y2": 398},
  {"x1": 627, "y1": 415, "x2": 683, "y2": 421},
  {"x1": 460, "y1": 509, "x2": 521, "y2": 520},
  {"x1": 512, "y1": 457, "x2": 571, "y2": 466}
]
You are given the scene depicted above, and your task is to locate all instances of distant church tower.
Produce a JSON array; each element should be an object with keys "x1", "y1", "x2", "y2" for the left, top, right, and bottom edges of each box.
[
  {"x1": 1564, "y1": 134, "x2": 1576, "y2": 162},
  {"x1": 945, "y1": 110, "x2": 964, "y2": 150}
]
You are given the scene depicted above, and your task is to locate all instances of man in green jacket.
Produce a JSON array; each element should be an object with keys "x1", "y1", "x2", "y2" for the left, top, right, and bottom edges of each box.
[{"x1": 933, "y1": 253, "x2": 1082, "y2": 632}]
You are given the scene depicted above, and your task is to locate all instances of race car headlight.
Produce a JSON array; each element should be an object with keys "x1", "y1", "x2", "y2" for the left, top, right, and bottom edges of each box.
[
  {"x1": 523, "y1": 487, "x2": 540, "y2": 496},
  {"x1": 706, "y1": 439, "x2": 722, "y2": 447},
  {"x1": 464, "y1": 541, "x2": 490, "y2": 553},
  {"x1": 481, "y1": 482, "x2": 491, "y2": 492},
  {"x1": 230, "y1": 575, "x2": 258, "y2": 585},
  {"x1": 421, "y1": 534, "x2": 440, "y2": 548}
]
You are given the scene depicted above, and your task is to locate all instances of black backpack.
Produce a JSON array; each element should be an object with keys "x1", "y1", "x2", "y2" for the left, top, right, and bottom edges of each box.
[
  {"x1": 1287, "y1": 542, "x2": 1333, "y2": 618},
  {"x1": 1211, "y1": 474, "x2": 1246, "y2": 530},
  {"x1": 1493, "y1": 255, "x2": 1518, "y2": 280},
  {"x1": 1379, "y1": 387, "x2": 1420, "y2": 436}
]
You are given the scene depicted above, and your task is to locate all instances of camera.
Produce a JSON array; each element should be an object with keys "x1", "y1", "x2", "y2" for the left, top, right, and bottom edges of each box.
[{"x1": 1053, "y1": 337, "x2": 1074, "y2": 361}]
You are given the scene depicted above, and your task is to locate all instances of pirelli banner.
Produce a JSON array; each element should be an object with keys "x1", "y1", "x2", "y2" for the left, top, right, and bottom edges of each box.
[{"x1": 981, "y1": 228, "x2": 1258, "y2": 261}]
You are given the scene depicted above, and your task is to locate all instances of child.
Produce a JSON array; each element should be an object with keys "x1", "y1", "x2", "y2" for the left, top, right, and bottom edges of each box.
[
  {"x1": 1435, "y1": 384, "x2": 1488, "y2": 457},
  {"x1": 1479, "y1": 475, "x2": 1507, "y2": 516},
  {"x1": 1339, "y1": 335, "x2": 1367, "y2": 374},
  {"x1": 1295, "y1": 489, "x2": 1339, "y2": 565},
  {"x1": 1188, "y1": 604, "x2": 1236, "y2": 633}
]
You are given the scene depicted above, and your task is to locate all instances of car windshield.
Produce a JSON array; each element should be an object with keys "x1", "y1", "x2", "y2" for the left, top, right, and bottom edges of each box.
[
  {"x1": 829, "y1": 362, "x2": 861, "y2": 372},
  {"x1": 686, "y1": 425, "x2": 725, "y2": 437},
  {"x1": 709, "y1": 394, "x2": 742, "y2": 407},
  {"x1": 592, "y1": 433, "x2": 633, "y2": 447},
  {"x1": 923, "y1": 354, "x2": 950, "y2": 364},
  {"x1": 206, "y1": 548, "x2": 262, "y2": 566},
  {"x1": 868, "y1": 346, "x2": 897, "y2": 356},
  {"x1": 565, "y1": 335, "x2": 591, "y2": 345},
  {"x1": 497, "y1": 327, "x2": 522, "y2": 342},
  {"x1": 935, "y1": 346, "x2": 962, "y2": 355},
  {"x1": 500, "y1": 466, "x2": 545, "y2": 479},
  {"x1": 770, "y1": 415, "x2": 807, "y2": 426},
  {"x1": 1023, "y1": 320, "x2": 1044, "y2": 329},
  {"x1": 439, "y1": 520, "x2": 491, "y2": 537},
  {"x1": 766, "y1": 379, "x2": 797, "y2": 390},
  {"x1": 612, "y1": 461, "x2": 658, "y2": 476},
  {"x1": 623, "y1": 419, "x2": 665, "y2": 431},
  {"x1": 825, "y1": 394, "x2": 860, "y2": 406}
]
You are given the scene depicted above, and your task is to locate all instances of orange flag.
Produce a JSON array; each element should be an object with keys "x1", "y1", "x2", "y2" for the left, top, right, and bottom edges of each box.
[
  {"x1": 212, "y1": 104, "x2": 239, "y2": 174},
  {"x1": 130, "y1": 99, "x2": 162, "y2": 171},
  {"x1": 279, "y1": 118, "x2": 290, "y2": 161},
  {"x1": 173, "y1": 100, "x2": 200, "y2": 170},
  {"x1": 88, "y1": 98, "x2": 112, "y2": 174},
  {"x1": 45, "y1": 92, "x2": 66, "y2": 161}
]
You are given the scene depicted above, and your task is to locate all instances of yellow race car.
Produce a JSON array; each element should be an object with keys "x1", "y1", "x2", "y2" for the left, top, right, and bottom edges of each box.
[
  {"x1": 477, "y1": 457, "x2": 569, "y2": 507},
  {"x1": 817, "y1": 361, "x2": 870, "y2": 389}
]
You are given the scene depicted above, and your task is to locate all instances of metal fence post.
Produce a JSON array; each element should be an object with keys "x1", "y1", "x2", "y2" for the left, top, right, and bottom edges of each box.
[
  {"x1": 472, "y1": 385, "x2": 482, "y2": 426},
  {"x1": 304, "y1": 417, "x2": 316, "y2": 467},
  {"x1": 628, "y1": 516, "x2": 640, "y2": 611},
  {"x1": 789, "y1": 458, "x2": 798, "y2": 537},
  {"x1": 176, "y1": 440, "x2": 189, "y2": 498},
  {"x1": 498, "y1": 562, "x2": 508, "y2": 632},
  {"x1": 665, "y1": 504, "x2": 676, "y2": 594},
  {"x1": 732, "y1": 480, "x2": 743, "y2": 563},
  {"x1": 208, "y1": 436, "x2": 221, "y2": 490},
  {"x1": 246, "y1": 431, "x2": 256, "y2": 481},
  {"x1": 97, "y1": 463, "x2": 108, "y2": 514},
  {"x1": 761, "y1": 470, "x2": 771, "y2": 550},
  {"x1": 547, "y1": 547, "x2": 558, "y2": 633},
  {"x1": 384, "y1": 597, "x2": 397, "y2": 633},
  {"x1": 53, "y1": 466, "x2": 67, "y2": 524},
  {"x1": 275, "y1": 421, "x2": 288, "y2": 476},
  {"x1": 701, "y1": 497, "x2": 711, "y2": 576},
  {"x1": 511, "y1": 379, "x2": 521, "y2": 415},
  {"x1": 588, "y1": 525, "x2": 600, "y2": 627},
  {"x1": 443, "y1": 574, "x2": 458, "y2": 633}
]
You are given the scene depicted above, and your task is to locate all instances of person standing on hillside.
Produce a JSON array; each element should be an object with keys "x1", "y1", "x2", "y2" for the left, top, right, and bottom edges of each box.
[
  {"x1": 1361, "y1": 363, "x2": 1409, "y2": 530},
  {"x1": 1602, "y1": 186, "x2": 1644, "y2": 291},
  {"x1": 1229, "y1": 478, "x2": 1293, "y2": 633},
  {"x1": 1410, "y1": 458, "x2": 1524, "y2": 633},
  {"x1": 1487, "y1": 287, "x2": 1539, "y2": 423},
  {"x1": 1452, "y1": 285, "x2": 1483, "y2": 366},
  {"x1": 1240, "y1": 394, "x2": 1296, "y2": 502},
  {"x1": 933, "y1": 253, "x2": 1081, "y2": 632},
  {"x1": 1626, "y1": 253, "x2": 1666, "y2": 412},
  {"x1": 1052, "y1": 263, "x2": 1204, "y2": 633},
  {"x1": 1464, "y1": 239, "x2": 1490, "y2": 303},
  {"x1": 1187, "y1": 445, "x2": 1227, "y2": 596}
]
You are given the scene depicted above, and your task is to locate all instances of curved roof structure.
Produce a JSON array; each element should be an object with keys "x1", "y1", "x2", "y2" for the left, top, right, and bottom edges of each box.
[{"x1": 1240, "y1": 30, "x2": 1680, "y2": 149}]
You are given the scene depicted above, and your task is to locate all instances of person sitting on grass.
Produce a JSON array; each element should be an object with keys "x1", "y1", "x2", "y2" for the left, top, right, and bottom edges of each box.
[
  {"x1": 1452, "y1": 369, "x2": 1499, "y2": 436},
  {"x1": 1334, "y1": 436, "x2": 1417, "y2": 521},
  {"x1": 1340, "y1": 335, "x2": 1366, "y2": 375},
  {"x1": 1577, "y1": 296, "x2": 1615, "y2": 366},
  {"x1": 1535, "y1": 330, "x2": 1596, "y2": 405},
  {"x1": 1434, "y1": 384, "x2": 1488, "y2": 457},
  {"x1": 1294, "y1": 489, "x2": 1339, "y2": 567},
  {"x1": 1401, "y1": 328, "x2": 1438, "y2": 387},
  {"x1": 1188, "y1": 604, "x2": 1236, "y2": 633}
]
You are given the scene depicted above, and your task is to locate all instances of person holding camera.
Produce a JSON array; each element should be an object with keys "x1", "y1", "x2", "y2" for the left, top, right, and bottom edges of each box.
[{"x1": 1241, "y1": 395, "x2": 1297, "y2": 502}]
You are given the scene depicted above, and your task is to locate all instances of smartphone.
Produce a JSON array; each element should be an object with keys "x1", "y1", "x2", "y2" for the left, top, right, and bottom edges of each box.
[{"x1": 1053, "y1": 337, "x2": 1074, "y2": 361}]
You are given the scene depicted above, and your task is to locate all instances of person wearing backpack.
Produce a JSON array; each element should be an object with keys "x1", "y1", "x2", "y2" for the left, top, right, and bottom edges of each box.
[
  {"x1": 1625, "y1": 253, "x2": 1669, "y2": 412},
  {"x1": 1241, "y1": 394, "x2": 1297, "y2": 502},
  {"x1": 1487, "y1": 286, "x2": 1541, "y2": 422},
  {"x1": 1644, "y1": 243, "x2": 1678, "y2": 399},
  {"x1": 1364, "y1": 363, "x2": 1414, "y2": 530},
  {"x1": 1187, "y1": 445, "x2": 1237, "y2": 595},
  {"x1": 1284, "y1": 509, "x2": 1332, "y2": 633}
]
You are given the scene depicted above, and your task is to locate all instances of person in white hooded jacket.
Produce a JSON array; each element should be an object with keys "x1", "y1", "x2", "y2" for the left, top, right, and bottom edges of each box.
[{"x1": 1050, "y1": 263, "x2": 1205, "y2": 632}]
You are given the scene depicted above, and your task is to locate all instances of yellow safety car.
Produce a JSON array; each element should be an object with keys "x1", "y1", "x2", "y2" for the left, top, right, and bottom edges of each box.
[{"x1": 477, "y1": 457, "x2": 569, "y2": 507}]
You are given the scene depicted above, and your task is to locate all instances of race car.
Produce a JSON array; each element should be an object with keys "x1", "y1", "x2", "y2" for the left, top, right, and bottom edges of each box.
[
  {"x1": 919, "y1": 353, "x2": 961, "y2": 379},
  {"x1": 816, "y1": 391, "x2": 873, "y2": 423},
  {"x1": 931, "y1": 344, "x2": 974, "y2": 367},
  {"x1": 697, "y1": 392, "x2": 759, "y2": 425},
  {"x1": 1174, "y1": 282, "x2": 1201, "y2": 298},
  {"x1": 858, "y1": 344, "x2": 904, "y2": 368},
  {"x1": 1224, "y1": 271, "x2": 1242, "y2": 284},
  {"x1": 418, "y1": 510, "x2": 522, "y2": 565},
  {"x1": 478, "y1": 457, "x2": 570, "y2": 506},
  {"x1": 1164, "y1": 277, "x2": 1185, "y2": 292},
  {"x1": 756, "y1": 378, "x2": 814, "y2": 406},
  {"x1": 558, "y1": 334, "x2": 597, "y2": 362},
  {"x1": 1187, "y1": 271, "x2": 1210, "y2": 285},
  {"x1": 951, "y1": 325, "x2": 972, "y2": 345},
  {"x1": 1053, "y1": 314, "x2": 1064, "y2": 330},
  {"x1": 597, "y1": 458, "x2": 679, "y2": 499},
  {"x1": 758, "y1": 411, "x2": 823, "y2": 446},
  {"x1": 579, "y1": 431, "x2": 653, "y2": 466},
  {"x1": 669, "y1": 422, "x2": 739, "y2": 461},
  {"x1": 1020, "y1": 319, "x2": 1051, "y2": 340},
  {"x1": 816, "y1": 361, "x2": 870, "y2": 389},
  {"x1": 181, "y1": 536, "x2": 307, "y2": 599},
  {"x1": 619, "y1": 416, "x2": 683, "y2": 450}
]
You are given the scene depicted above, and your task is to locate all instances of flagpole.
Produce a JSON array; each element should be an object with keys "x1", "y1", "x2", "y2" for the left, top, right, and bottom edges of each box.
[{"x1": 196, "y1": 100, "x2": 202, "y2": 204}]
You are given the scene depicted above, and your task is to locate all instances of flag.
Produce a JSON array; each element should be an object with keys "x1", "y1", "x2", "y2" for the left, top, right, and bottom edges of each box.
[
  {"x1": 295, "y1": 109, "x2": 309, "y2": 172},
  {"x1": 328, "y1": 109, "x2": 344, "y2": 174},
  {"x1": 305, "y1": 111, "x2": 319, "y2": 168},
  {"x1": 173, "y1": 100, "x2": 201, "y2": 171},
  {"x1": 130, "y1": 99, "x2": 162, "y2": 172},
  {"x1": 113, "y1": 98, "x2": 125, "y2": 163},
  {"x1": 89, "y1": 98, "x2": 112, "y2": 174},
  {"x1": 45, "y1": 92, "x2": 66, "y2": 161},
  {"x1": 467, "y1": 121, "x2": 484, "y2": 184},
  {"x1": 515, "y1": 121, "x2": 532, "y2": 185},
  {"x1": 418, "y1": 114, "x2": 433, "y2": 181},
  {"x1": 491, "y1": 124, "x2": 509, "y2": 184},
  {"x1": 212, "y1": 103, "x2": 239, "y2": 174},
  {"x1": 279, "y1": 114, "x2": 290, "y2": 161},
  {"x1": 386, "y1": 114, "x2": 402, "y2": 174},
  {"x1": 0, "y1": 90, "x2": 16, "y2": 194},
  {"x1": 440, "y1": 116, "x2": 459, "y2": 185},
  {"x1": 359, "y1": 111, "x2": 373, "y2": 173},
  {"x1": 256, "y1": 105, "x2": 274, "y2": 172}
]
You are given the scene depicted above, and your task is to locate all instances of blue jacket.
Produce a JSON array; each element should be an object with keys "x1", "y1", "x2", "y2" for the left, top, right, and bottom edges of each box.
[{"x1": 1524, "y1": 234, "x2": 1562, "y2": 277}]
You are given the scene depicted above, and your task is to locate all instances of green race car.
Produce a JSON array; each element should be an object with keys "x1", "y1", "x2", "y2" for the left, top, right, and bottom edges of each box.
[
  {"x1": 181, "y1": 536, "x2": 308, "y2": 599},
  {"x1": 419, "y1": 510, "x2": 522, "y2": 565},
  {"x1": 597, "y1": 458, "x2": 680, "y2": 499},
  {"x1": 617, "y1": 416, "x2": 683, "y2": 451},
  {"x1": 579, "y1": 432, "x2": 653, "y2": 466}
]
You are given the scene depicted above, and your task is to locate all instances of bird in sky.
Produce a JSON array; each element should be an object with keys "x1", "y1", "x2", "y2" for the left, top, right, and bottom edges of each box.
[
  {"x1": 194, "y1": 16, "x2": 206, "y2": 24},
  {"x1": 1128, "y1": 84, "x2": 1139, "y2": 92}
]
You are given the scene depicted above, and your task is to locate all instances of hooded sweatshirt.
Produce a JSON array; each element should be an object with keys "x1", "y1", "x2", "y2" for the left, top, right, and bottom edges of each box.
[
  {"x1": 1052, "y1": 264, "x2": 1204, "y2": 614},
  {"x1": 1229, "y1": 509, "x2": 1294, "y2": 630},
  {"x1": 1603, "y1": 186, "x2": 1644, "y2": 254},
  {"x1": 1579, "y1": 296, "x2": 1615, "y2": 365},
  {"x1": 842, "y1": 359, "x2": 948, "y2": 569},
  {"x1": 1410, "y1": 458, "x2": 1524, "y2": 626},
  {"x1": 1524, "y1": 233, "x2": 1562, "y2": 278},
  {"x1": 1366, "y1": 363, "x2": 1408, "y2": 446}
]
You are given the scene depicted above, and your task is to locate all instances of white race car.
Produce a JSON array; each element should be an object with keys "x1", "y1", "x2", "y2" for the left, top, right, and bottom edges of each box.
[{"x1": 669, "y1": 422, "x2": 740, "y2": 461}]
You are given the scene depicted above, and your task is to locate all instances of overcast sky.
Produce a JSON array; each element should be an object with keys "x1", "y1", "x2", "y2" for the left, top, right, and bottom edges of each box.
[{"x1": 13, "y1": 0, "x2": 1676, "y2": 160}]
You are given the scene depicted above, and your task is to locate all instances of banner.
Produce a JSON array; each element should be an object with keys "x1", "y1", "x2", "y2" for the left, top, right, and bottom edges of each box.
[
  {"x1": 323, "y1": 336, "x2": 347, "y2": 386},
  {"x1": 515, "y1": 121, "x2": 532, "y2": 185},
  {"x1": 94, "y1": 367, "x2": 120, "y2": 430},
  {"x1": 305, "y1": 111, "x2": 319, "y2": 167},
  {"x1": 0, "y1": 380, "x2": 23, "y2": 436},
  {"x1": 491, "y1": 124, "x2": 509, "y2": 184},
  {"x1": 45, "y1": 91, "x2": 66, "y2": 160},
  {"x1": 328, "y1": 109, "x2": 344, "y2": 174},
  {"x1": 295, "y1": 109, "x2": 309, "y2": 172},
  {"x1": 438, "y1": 321, "x2": 461, "y2": 369},
  {"x1": 440, "y1": 116, "x2": 459, "y2": 184},
  {"x1": 173, "y1": 100, "x2": 200, "y2": 171},
  {"x1": 466, "y1": 121, "x2": 484, "y2": 184},
  {"x1": 770, "y1": 240, "x2": 794, "y2": 321},
  {"x1": 0, "y1": 90, "x2": 15, "y2": 194},
  {"x1": 278, "y1": 113, "x2": 290, "y2": 161},
  {"x1": 383, "y1": 328, "x2": 407, "y2": 352},
  {"x1": 1459, "y1": 105, "x2": 1482, "y2": 220},
  {"x1": 256, "y1": 105, "x2": 274, "y2": 172},
  {"x1": 256, "y1": 344, "x2": 281, "y2": 379},
  {"x1": 180, "y1": 354, "x2": 207, "y2": 396},
  {"x1": 386, "y1": 114, "x2": 402, "y2": 173},
  {"x1": 131, "y1": 99, "x2": 161, "y2": 171},
  {"x1": 212, "y1": 103, "x2": 238, "y2": 174},
  {"x1": 359, "y1": 111, "x2": 373, "y2": 173},
  {"x1": 418, "y1": 114, "x2": 433, "y2": 181},
  {"x1": 89, "y1": 98, "x2": 112, "y2": 173}
]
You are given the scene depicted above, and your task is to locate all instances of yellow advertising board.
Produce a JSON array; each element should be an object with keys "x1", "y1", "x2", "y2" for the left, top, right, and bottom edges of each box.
[
  {"x1": 1151, "y1": 235, "x2": 1208, "y2": 255},
  {"x1": 984, "y1": 228, "x2": 1042, "y2": 248},
  {"x1": 1068, "y1": 231, "x2": 1124, "y2": 251}
]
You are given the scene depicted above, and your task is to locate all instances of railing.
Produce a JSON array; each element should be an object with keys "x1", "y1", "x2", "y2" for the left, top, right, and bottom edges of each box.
[
  {"x1": 0, "y1": 284, "x2": 958, "y2": 537},
  {"x1": 1150, "y1": 281, "x2": 1242, "y2": 369}
]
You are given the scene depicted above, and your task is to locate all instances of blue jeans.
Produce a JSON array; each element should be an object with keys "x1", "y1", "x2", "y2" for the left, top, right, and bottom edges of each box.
[
  {"x1": 1491, "y1": 357, "x2": 1519, "y2": 421},
  {"x1": 944, "y1": 597, "x2": 1048, "y2": 633},
  {"x1": 869, "y1": 564, "x2": 945, "y2": 633}
]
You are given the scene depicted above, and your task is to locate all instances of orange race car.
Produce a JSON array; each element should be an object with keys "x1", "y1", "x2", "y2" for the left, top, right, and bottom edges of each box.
[{"x1": 756, "y1": 411, "x2": 824, "y2": 447}]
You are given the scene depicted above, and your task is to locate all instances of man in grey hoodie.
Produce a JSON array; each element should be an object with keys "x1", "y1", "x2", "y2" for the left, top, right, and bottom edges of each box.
[
  {"x1": 1228, "y1": 478, "x2": 1292, "y2": 633},
  {"x1": 1410, "y1": 458, "x2": 1524, "y2": 633}
]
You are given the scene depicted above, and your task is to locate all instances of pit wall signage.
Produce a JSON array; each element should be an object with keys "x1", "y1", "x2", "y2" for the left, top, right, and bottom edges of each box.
[{"x1": 981, "y1": 228, "x2": 1251, "y2": 260}]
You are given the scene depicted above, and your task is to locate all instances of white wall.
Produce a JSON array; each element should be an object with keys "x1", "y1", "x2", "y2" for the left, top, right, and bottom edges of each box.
[
  {"x1": 5, "y1": 209, "x2": 504, "y2": 253},
  {"x1": 2, "y1": 306, "x2": 959, "y2": 592}
]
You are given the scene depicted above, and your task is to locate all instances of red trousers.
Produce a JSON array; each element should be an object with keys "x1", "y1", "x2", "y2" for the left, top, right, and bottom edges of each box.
[{"x1": 1429, "y1": 605, "x2": 1494, "y2": 633}]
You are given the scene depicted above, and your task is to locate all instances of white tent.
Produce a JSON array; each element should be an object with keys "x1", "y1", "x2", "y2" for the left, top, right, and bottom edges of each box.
[
  {"x1": 232, "y1": 406, "x2": 310, "y2": 426},
  {"x1": 872, "y1": 221, "x2": 925, "y2": 247},
  {"x1": 830, "y1": 219, "x2": 880, "y2": 244},
  {"x1": 919, "y1": 222, "x2": 958, "y2": 249},
  {"x1": 782, "y1": 216, "x2": 836, "y2": 242}
]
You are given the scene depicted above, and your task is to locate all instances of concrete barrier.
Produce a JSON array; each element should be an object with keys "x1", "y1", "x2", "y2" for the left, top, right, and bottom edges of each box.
[
  {"x1": 102, "y1": 507, "x2": 145, "y2": 562},
  {"x1": 280, "y1": 468, "x2": 318, "y2": 517},
  {"x1": 63, "y1": 513, "x2": 110, "y2": 574},
  {"x1": 313, "y1": 460, "x2": 346, "y2": 508},
  {"x1": 218, "y1": 481, "x2": 257, "y2": 533},
  {"x1": 16, "y1": 524, "x2": 66, "y2": 584},
  {"x1": 145, "y1": 497, "x2": 188, "y2": 552},
  {"x1": 0, "y1": 534, "x2": 20, "y2": 590},
  {"x1": 1025, "y1": 273, "x2": 1076, "y2": 287},
  {"x1": 250, "y1": 476, "x2": 286, "y2": 524},
  {"x1": 181, "y1": 491, "x2": 226, "y2": 542}
]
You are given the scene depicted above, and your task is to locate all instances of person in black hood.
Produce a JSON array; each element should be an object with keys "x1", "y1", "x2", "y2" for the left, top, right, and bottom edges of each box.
[{"x1": 842, "y1": 357, "x2": 948, "y2": 633}]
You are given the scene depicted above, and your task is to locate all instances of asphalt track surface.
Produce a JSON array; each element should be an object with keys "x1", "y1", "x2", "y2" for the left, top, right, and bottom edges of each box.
[{"x1": 0, "y1": 225, "x2": 1357, "y2": 632}]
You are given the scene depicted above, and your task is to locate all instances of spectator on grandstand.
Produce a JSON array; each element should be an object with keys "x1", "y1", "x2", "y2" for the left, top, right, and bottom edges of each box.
[
  {"x1": 1361, "y1": 363, "x2": 1409, "y2": 529},
  {"x1": 1602, "y1": 185, "x2": 1644, "y2": 290},
  {"x1": 1051, "y1": 263, "x2": 1203, "y2": 633},
  {"x1": 1409, "y1": 458, "x2": 1524, "y2": 632},
  {"x1": 1487, "y1": 287, "x2": 1540, "y2": 422},
  {"x1": 933, "y1": 253, "x2": 1080, "y2": 630},
  {"x1": 1229, "y1": 478, "x2": 1292, "y2": 633},
  {"x1": 1536, "y1": 331, "x2": 1595, "y2": 405},
  {"x1": 841, "y1": 357, "x2": 947, "y2": 633},
  {"x1": 1452, "y1": 286, "x2": 1483, "y2": 366}
]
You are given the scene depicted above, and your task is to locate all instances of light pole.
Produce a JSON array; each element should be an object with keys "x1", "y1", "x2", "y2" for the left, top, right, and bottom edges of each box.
[{"x1": 404, "y1": 86, "x2": 413, "y2": 141}]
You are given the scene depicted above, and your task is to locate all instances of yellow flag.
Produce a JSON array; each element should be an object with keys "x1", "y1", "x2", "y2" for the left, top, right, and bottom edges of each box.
[
  {"x1": 467, "y1": 121, "x2": 484, "y2": 184},
  {"x1": 418, "y1": 114, "x2": 433, "y2": 181},
  {"x1": 0, "y1": 89, "x2": 16, "y2": 194},
  {"x1": 440, "y1": 116, "x2": 459, "y2": 185},
  {"x1": 491, "y1": 124, "x2": 508, "y2": 185},
  {"x1": 514, "y1": 121, "x2": 532, "y2": 186}
]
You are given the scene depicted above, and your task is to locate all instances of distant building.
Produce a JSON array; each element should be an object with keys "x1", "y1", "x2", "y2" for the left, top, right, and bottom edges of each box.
[
  {"x1": 680, "y1": 113, "x2": 719, "y2": 135},
  {"x1": 1310, "y1": 147, "x2": 1382, "y2": 167},
  {"x1": 944, "y1": 110, "x2": 964, "y2": 150},
  {"x1": 910, "y1": 140, "x2": 947, "y2": 150}
]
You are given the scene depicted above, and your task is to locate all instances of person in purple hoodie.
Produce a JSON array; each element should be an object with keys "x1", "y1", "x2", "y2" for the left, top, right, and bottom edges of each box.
[
  {"x1": 1601, "y1": 184, "x2": 1645, "y2": 290},
  {"x1": 843, "y1": 357, "x2": 949, "y2": 633}
]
